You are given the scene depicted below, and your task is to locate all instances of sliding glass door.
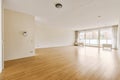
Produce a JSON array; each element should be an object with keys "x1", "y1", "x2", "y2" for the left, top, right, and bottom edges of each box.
[
  {"x1": 86, "y1": 30, "x2": 99, "y2": 47},
  {"x1": 79, "y1": 32, "x2": 85, "y2": 44},
  {"x1": 100, "y1": 28, "x2": 112, "y2": 47},
  {"x1": 79, "y1": 27, "x2": 113, "y2": 47},
  {"x1": 79, "y1": 30, "x2": 99, "y2": 47}
]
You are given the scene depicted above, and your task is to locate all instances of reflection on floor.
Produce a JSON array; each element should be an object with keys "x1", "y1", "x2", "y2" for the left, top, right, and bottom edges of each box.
[{"x1": 1, "y1": 46, "x2": 120, "y2": 80}]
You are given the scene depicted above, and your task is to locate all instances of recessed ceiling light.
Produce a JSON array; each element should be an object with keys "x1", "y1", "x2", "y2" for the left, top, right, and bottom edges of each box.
[{"x1": 55, "y1": 3, "x2": 62, "y2": 8}]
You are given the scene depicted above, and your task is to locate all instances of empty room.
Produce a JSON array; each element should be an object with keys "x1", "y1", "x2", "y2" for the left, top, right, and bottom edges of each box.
[{"x1": 0, "y1": 0, "x2": 120, "y2": 80}]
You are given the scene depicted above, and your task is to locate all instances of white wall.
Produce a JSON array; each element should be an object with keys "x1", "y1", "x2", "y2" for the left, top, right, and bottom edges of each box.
[
  {"x1": 4, "y1": 9, "x2": 35, "y2": 61},
  {"x1": 35, "y1": 25, "x2": 74, "y2": 48},
  {"x1": 4, "y1": 9, "x2": 74, "y2": 61},
  {"x1": 0, "y1": 0, "x2": 2, "y2": 73}
]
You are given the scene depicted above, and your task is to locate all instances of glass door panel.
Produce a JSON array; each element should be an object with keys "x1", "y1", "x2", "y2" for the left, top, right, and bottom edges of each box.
[
  {"x1": 90, "y1": 30, "x2": 99, "y2": 46},
  {"x1": 79, "y1": 32, "x2": 85, "y2": 45},
  {"x1": 100, "y1": 28, "x2": 112, "y2": 47},
  {"x1": 86, "y1": 30, "x2": 99, "y2": 46},
  {"x1": 85, "y1": 31, "x2": 91, "y2": 46}
]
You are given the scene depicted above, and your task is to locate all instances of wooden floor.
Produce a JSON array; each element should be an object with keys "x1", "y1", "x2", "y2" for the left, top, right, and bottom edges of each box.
[{"x1": 0, "y1": 46, "x2": 120, "y2": 80}]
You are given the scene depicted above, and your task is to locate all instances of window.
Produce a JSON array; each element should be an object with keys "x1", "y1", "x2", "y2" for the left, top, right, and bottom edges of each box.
[
  {"x1": 85, "y1": 30, "x2": 98, "y2": 46},
  {"x1": 79, "y1": 27, "x2": 113, "y2": 47},
  {"x1": 79, "y1": 32, "x2": 85, "y2": 44},
  {"x1": 100, "y1": 28, "x2": 112, "y2": 47}
]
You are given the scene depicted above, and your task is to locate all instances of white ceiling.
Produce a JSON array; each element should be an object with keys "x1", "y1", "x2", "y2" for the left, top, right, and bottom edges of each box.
[{"x1": 3, "y1": 0, "x2": 120, "y2": 29}]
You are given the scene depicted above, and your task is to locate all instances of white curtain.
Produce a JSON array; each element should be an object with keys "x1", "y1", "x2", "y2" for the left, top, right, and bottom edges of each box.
[
  {"x1": 74, "y1": 31, "x2": 79, "y2": 46},
  {"x1": 112, "y1": 25, "x2": 118, "y2": 49},
  {"x1": 118, "y1": 26, "x2": 120, "y2": 51}
]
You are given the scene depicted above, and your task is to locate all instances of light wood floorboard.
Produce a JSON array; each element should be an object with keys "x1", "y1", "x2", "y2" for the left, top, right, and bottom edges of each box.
[{"x1": 0, "y1": 46, "x2": 120, "y2": 80}]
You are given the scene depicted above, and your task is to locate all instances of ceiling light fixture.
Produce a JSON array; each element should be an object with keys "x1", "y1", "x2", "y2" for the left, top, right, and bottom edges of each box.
[
  {"x1": 98, "y1": 16, "x2": 101, "y2": 18},
  {"x1": 55, "y1": 3, "x2": 62, "y2": 8}
]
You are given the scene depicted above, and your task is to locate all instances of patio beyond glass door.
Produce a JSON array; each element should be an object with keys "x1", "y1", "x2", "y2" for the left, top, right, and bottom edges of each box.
[
  {"x1": 100, "y1": 28, "x2": 112, "y2": 47},
  {"x1": 79, "y1": 28, "x2": 113, "y2": 48},
  {"x1": 79, "y1": 32, "x2": 85, "y2": 44},
  {"x1": 85, "y1": 30, "x2": 99, "y2": 47}
]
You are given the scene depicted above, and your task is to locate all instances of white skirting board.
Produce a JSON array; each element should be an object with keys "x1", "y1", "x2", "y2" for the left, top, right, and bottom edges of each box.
[
  {"x1": 4, "y1": 51, "x2": 35, "y2": 61},
  {"x1": 35, "y1": 43, "x2": 73, "y2": 49}
]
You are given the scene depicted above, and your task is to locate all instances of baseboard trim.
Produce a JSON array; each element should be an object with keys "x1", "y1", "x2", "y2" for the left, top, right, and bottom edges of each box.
[
  {"x1": 4, "y1": 53, "x2": 35, "y2": 61},
  {"x1": 35, "y1": 45, "x2": 73, "y2": 49}
]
